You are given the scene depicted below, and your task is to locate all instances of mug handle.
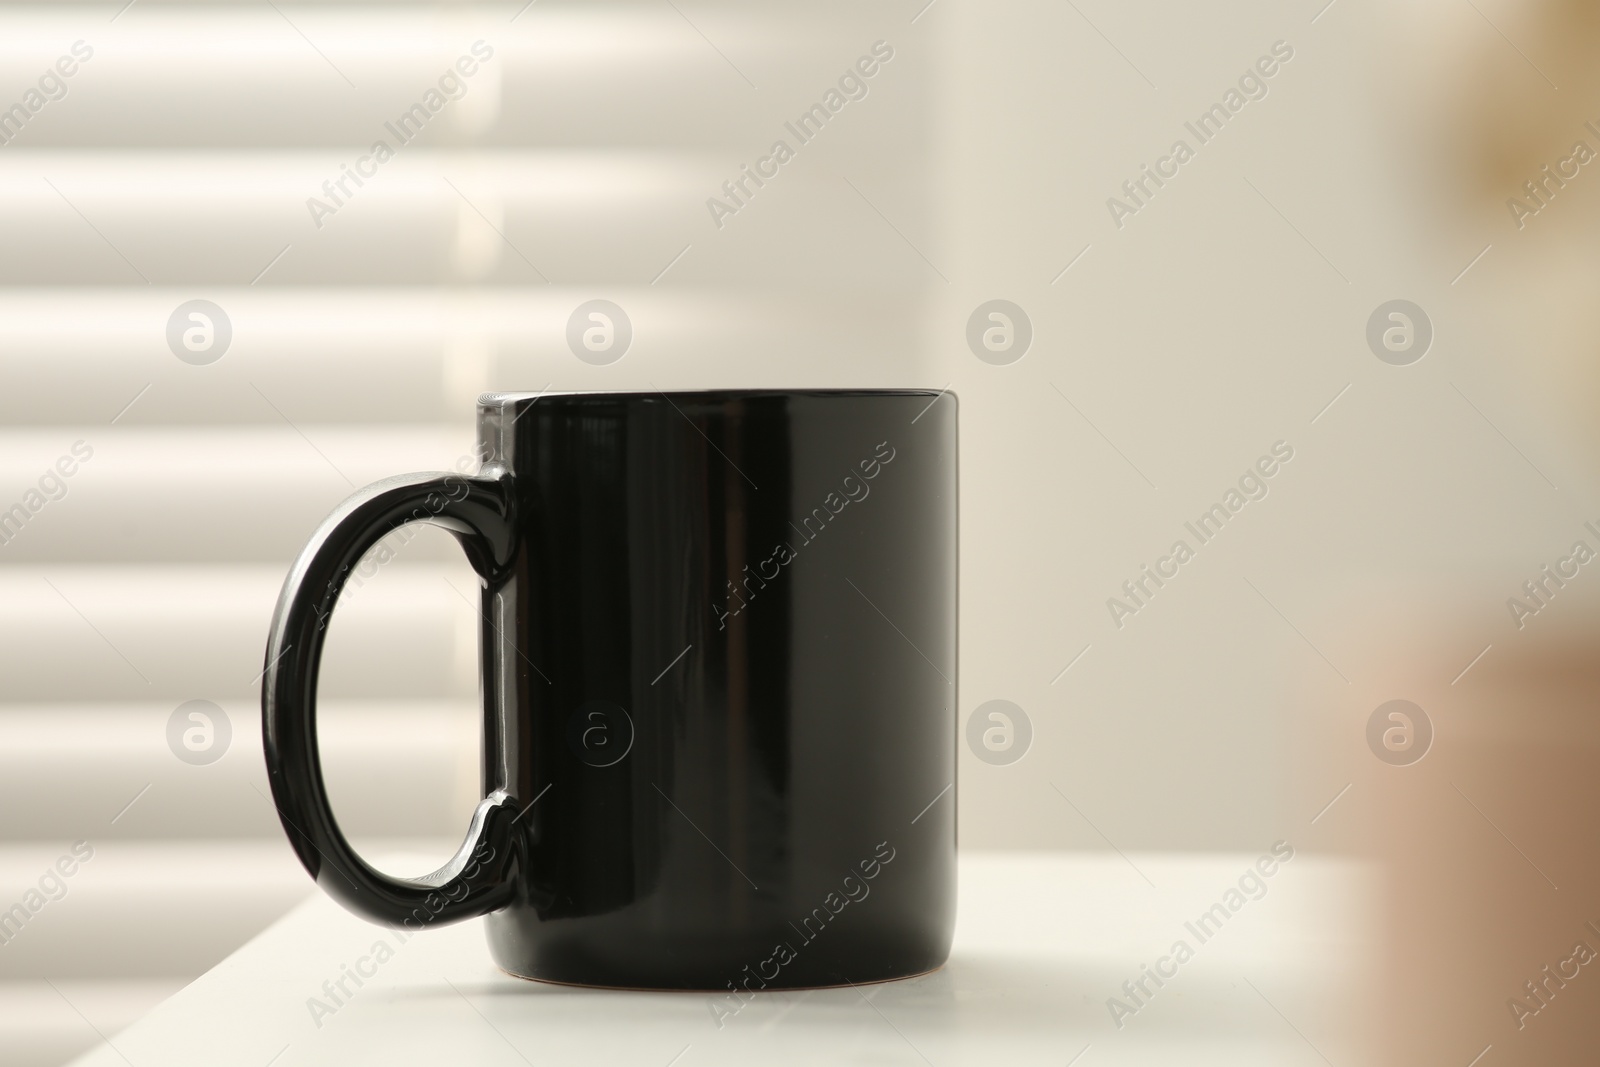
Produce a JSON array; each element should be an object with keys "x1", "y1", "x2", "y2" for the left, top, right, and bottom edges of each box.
[{"x1": 261, "y1": 471, "x2": 523, "y2": 930}]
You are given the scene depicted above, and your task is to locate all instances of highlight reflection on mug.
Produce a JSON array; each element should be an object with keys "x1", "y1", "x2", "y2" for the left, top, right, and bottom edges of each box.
[
  {"x1": 166, "y1": 699, "x2": 231, "y2": 765},
  {"x1": 566, "y1": 701, "x2": 634, "y2": 767},
  {"x1": 966, "y1": 699, "x2": 1032, "y2": 765}
]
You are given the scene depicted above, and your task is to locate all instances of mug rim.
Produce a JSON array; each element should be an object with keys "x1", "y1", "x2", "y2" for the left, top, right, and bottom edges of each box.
[{"x1": 479, "y1": 388, "x2": 956, "y2": 410}]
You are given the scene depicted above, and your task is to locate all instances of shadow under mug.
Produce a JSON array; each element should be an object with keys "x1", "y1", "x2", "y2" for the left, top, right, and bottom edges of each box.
[{"x1": 261, "y1": 389, "x2": 958, "y2": 990}]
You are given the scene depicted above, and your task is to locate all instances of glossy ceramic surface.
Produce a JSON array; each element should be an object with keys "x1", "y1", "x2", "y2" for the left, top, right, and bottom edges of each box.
[{"x1": 262, "y1": 389, "x2": 957, "y2": 989}]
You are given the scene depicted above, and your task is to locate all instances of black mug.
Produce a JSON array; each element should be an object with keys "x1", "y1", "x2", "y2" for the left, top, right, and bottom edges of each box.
[{"x1": 261, "y1": 389, "x2": 957, "y2": 990}]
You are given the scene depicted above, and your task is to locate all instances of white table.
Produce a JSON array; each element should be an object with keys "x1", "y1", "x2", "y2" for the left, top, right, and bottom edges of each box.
[{"x1": 69, "y1": 852, "x2": 1378, "y2": 1066}]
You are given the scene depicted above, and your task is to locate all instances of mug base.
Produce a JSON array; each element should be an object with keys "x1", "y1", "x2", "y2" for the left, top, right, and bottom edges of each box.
[{"x1": 492, "y1": 960, "x2": 947, "y2": 993}]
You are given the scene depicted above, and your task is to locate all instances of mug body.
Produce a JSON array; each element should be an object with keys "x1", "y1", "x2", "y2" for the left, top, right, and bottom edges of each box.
[{"x1": 475, "y1": 389, "x2": 957, "y2": 990}]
